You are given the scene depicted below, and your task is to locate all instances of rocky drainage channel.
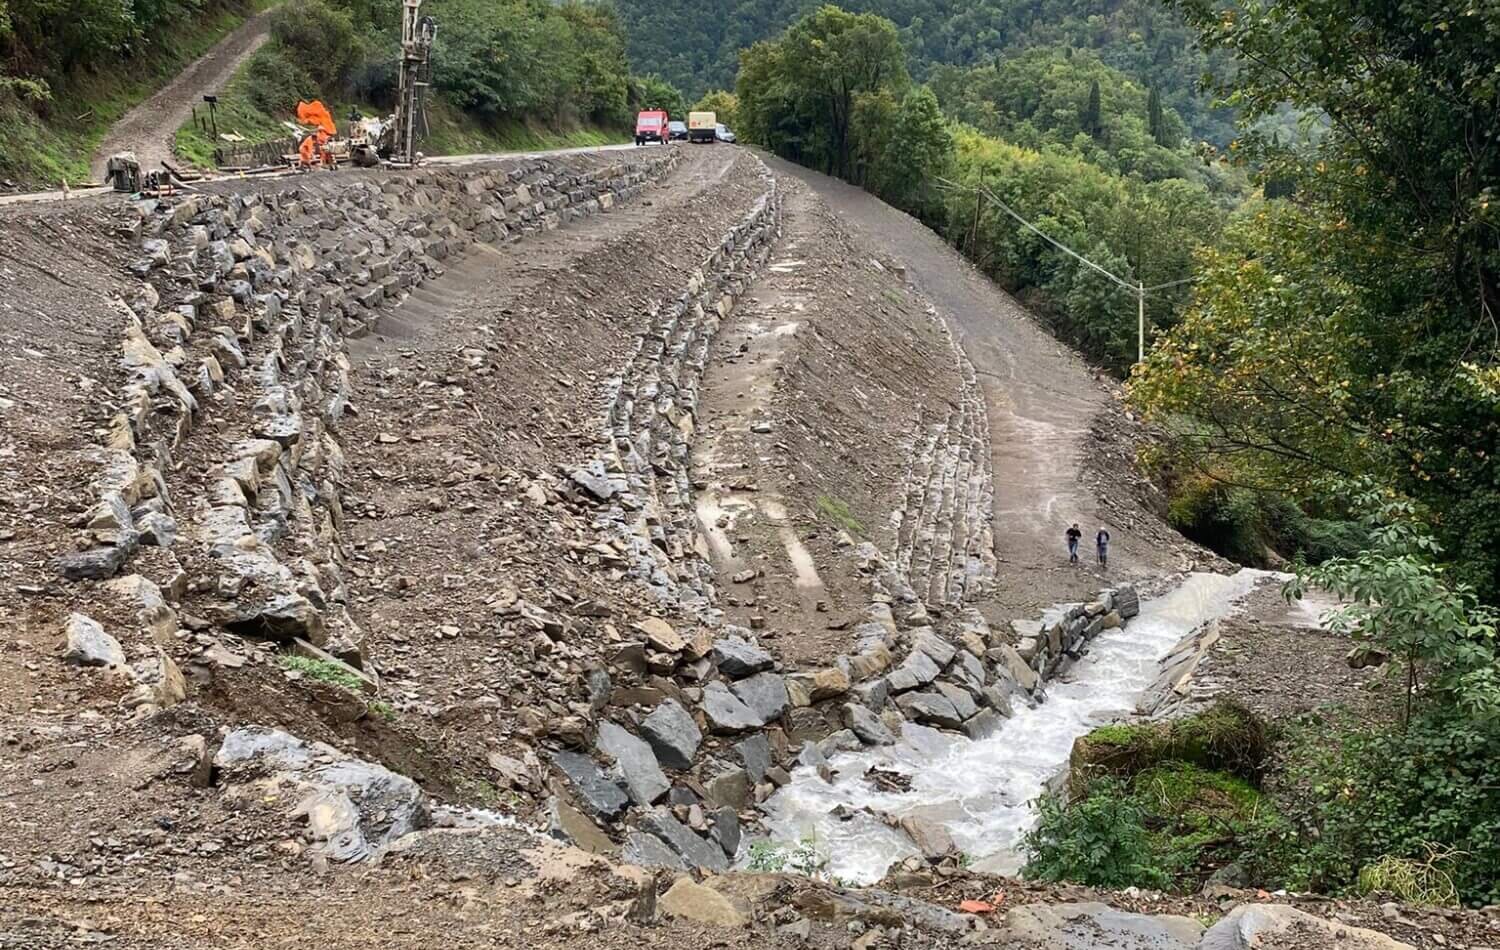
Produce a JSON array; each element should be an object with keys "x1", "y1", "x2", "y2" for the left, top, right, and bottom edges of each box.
[
  {"x1": 540, "y1": 579, "x2": 1140, "y2": 873},
  {"x1": 570, "y1": 156, "x2": 781, "y2": 617},
  {"x1": 50, "y1": 150, "x2": 680, "y2": 706}
]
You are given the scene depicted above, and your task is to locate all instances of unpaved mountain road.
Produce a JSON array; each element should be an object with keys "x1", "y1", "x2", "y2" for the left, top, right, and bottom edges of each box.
[
  {"x1": 88, "y1": 6, "x2": 280, "y2": 182},
  {"x1": 764, "y1": 155, "x2": 1201, "y2": 615}
]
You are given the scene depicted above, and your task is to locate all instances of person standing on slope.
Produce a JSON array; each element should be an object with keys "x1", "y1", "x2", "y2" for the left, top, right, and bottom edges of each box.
[
  {"x1": 1096, "y1": 527, "x2": 1111, "y2": 568},
  {"x1": 1066, "y1": 523, "x2": 1082, "y2": 564}
]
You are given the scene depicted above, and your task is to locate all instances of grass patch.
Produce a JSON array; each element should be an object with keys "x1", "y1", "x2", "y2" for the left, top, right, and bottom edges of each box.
[
  {"x1": 1356, "y1": 852, "x2": 1461, "y2": 906},
  {"x1": 1071, "y1": 702, "x2": 1271, "y2": 784},
  {"x1": 279, "y1": 655, "x2": 366, "y2": 692},
  {"x1": 0, "y1": 0, "x2": 276, "y2": 187},
  {"x1": 815, "y1": 494, "x2": 865, "y2": 536},
  {"x1": 1024, "y1": 763, "x2": 1275, "y2": 890}
]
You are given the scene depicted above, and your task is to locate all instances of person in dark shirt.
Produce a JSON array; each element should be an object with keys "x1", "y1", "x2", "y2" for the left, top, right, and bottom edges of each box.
[
  {"x1": 1066, "y1": 524, "x2": 1082, "y2": 563},
  {"x1": 1096, "y1": 527, "x2": 1111, "y2": 568}
]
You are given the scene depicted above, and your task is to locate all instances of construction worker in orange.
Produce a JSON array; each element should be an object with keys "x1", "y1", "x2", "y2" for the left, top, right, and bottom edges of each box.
[{"x1": 296, "y1": 100, "x2": 338, "y2": 169}]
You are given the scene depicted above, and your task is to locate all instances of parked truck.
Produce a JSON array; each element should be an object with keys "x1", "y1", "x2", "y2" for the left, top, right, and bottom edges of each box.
[
  {"x1": 688, "y1": 111, "x2": 717, "y2": 144},
  {"x1": 635, "y1": 110, "x2": 670, "y2": 146}
]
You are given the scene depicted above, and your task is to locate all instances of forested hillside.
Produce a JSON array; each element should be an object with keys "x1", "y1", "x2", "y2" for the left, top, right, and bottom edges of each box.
[
  {"x1": 0, "y1": 0, "x2": 650, "y2": 185},
  {"x1": 611, "y1": 0, "x2": 1236, "y2": 144},
  {"x1": 0, "y1": 0, "x2": 271, "y2": 185}
]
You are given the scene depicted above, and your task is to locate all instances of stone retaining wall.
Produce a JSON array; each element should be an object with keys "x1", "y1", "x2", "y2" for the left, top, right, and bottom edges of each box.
[{"x1": 55, "y1": 151, "x2": 681, "y2": 688}]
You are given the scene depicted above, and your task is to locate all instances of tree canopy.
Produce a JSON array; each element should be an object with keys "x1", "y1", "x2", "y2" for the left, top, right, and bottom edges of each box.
[
  {"x1": 611, "y1": 0, "x2": 1239, "y2": 144},
  {"x1": 1132, "y1": 0, "x2": 1500, "y2": 597}
]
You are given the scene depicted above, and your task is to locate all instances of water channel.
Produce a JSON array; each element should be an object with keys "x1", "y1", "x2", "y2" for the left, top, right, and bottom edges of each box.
[{"x1": 758, "y1": 569, "x2": 1283, "y2": 884}]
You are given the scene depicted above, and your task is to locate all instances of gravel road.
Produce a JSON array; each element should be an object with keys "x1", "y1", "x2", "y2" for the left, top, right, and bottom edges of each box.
[{"x1": 89, "y1": 6, "x2": 280, "y2": 182}]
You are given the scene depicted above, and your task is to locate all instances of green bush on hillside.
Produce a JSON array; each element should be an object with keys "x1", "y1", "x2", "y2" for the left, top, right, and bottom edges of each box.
[
  {"x1": 269, "y1": 0, "x2": 361, "y2": 90},
  {"x1": 244, "y1": 46, "x2": 317, "y2": 116},
  {"x1": 1025, "y1": 777, "x2": 1172, "y2": 889},
  {"x1": 1245, "y1": 711, "x2": 1500, "y2": 907}
]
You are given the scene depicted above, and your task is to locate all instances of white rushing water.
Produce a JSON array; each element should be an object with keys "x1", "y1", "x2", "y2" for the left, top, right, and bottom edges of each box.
[{"x1": 758, "y1": 569, "x2": 1281, "y2": 884}]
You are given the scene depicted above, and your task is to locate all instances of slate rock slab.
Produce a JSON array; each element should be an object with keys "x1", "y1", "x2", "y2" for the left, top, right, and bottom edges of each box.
[
  {"x1": 639, "y1": 698, "x2": 701, "y2": 769},
  {"x1": 551, "y1": 750, "x2": 628, "y2": 820},
  {"x1": 597, "y1": 721, "x2": 668, "y2": 805}
]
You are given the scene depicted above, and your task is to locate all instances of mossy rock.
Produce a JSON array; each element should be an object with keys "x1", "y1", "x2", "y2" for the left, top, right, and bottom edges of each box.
[{"x1": 1071, "y1": 702, "x2": 1270, "y2": 785}]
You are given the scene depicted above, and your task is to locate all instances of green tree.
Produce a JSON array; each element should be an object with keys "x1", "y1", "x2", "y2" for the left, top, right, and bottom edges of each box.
[
  {"x1": 870, "y1": 85, "x2": 951, "y2": 219},
  {"x1": 1287, "y1": 491, "x2": 1500, "y2": 724},
  {"x1": 608, "y1": 0, "x2": 1241, "y2": 145},
  {"x1": 693, "y1": 88, "x2": 739, "y2": 127},
  {"x1": 270, "y1": 0, "x2": 359, "y2": 91},
  {"x1": 1147, "y1": 85, "x2": 1169, "y2": 147},
  {"x1": 736, "y1": 5, "x2": 908, "y2": 178},
  {"x1": 1138, "y1": 0, "x2": 1500, "y2": 598},
  {"x1": 1081, "y1": 78, "x2": 1102, "y2": 139},
  {"x1": 631, "y1": 73, "x2": 687, "y2": 118}
]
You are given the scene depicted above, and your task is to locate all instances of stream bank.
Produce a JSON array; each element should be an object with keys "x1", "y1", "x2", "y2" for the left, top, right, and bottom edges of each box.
[{"x1": 758, "y1": 570, "x2": 1281, "y2": 884}]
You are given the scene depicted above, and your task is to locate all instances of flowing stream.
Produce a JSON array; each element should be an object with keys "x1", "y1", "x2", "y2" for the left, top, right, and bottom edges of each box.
[{"x1": 758, "y1": 569, "x2": 1282, "y2": 884}]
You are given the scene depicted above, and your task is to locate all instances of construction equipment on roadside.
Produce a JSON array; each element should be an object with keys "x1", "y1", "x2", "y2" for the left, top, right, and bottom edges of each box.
[
  {"x1": 105, "y1": 153, "x2": 142, "y2": 192},
  {"x1": 203, "y1": 0, "x2": 435, "y2": 176},
  {"x1": 391, "y1": 0, "x2": 436, "y2": 165}
]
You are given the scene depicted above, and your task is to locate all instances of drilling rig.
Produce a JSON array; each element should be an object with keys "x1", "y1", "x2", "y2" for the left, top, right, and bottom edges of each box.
[{"x1": 391, "y1": 0, "x2": 436, "y2": 165}]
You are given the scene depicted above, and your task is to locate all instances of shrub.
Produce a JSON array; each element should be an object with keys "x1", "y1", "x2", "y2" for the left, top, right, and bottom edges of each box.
[
  {"x1": 1023, "y1": 777, "x2": 1171, "y2": 888},
  {"x1": 269, "y1": 0, "x2": 360, "y2": 90},
  {"x1": 1246, "y1": 710, "x2": 1500, "y2": 907},
  {"x1": 244, "y1": 46, "x2": 317, "y2": 116}
]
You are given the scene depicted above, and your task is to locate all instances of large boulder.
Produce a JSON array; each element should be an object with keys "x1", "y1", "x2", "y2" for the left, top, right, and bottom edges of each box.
[
  {"x1": 658, "y1": 879, "x2": 748, "y2": 928},
  {"x1": 886, "y1": 649, "x2": 942, "y2": 693},
  {"x1": 1200, "y1": 904, "x2": 1413, "y2": 950},
  {"x1": 994, "y1": 902, "x2": 1203, "y2": 950},
  {"x1": 712, "y1": 636, "x2": 774, "y2": 678},
  {"x1": 843, "y1": 703, "x2": 896, "y2": 745},
  {"x1": 596, "y1": 721, "x2": 669, "y2": 806},
  {"x1": 550, "y1": 750, "x2": 629, "y2": 820},
  {"x1": 214, "y1": 726, "x2": 430, "y2": 862},
  {"x1": 639, "y1": 699, "x2": 701, "y2": 769},
  {"x1": 896, "y1": 691, "x2": 965, "y2": 730},
  {"x1": 785, "y1": 667, "x2": 850, "y2": 707},
  {"x1": 729, "y1": 671, "x2": 788, "y2": 724},
  {"x1": 701, "y1": 681, "x2": 761, "y2": 733},
  {"x1": 622, "y1": 831, "x2": 687, "y2": 870},
  {"x1": 638, "y1": 808, "x2": 729, "y2": 871}
]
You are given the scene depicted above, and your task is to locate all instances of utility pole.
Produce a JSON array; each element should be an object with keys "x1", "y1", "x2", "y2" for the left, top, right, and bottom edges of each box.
[{"x1": 1138, "y1": 281, "x2": 1145, "y2": 365}]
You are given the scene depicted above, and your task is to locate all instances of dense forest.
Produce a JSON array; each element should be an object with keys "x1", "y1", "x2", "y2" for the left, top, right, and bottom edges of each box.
[
  {"x1": 735, "y1": 6, "x2": 1234, "y2": 374},
  {"x1": 611, "y1": 0, "x2": 1237, "y2": 144}
]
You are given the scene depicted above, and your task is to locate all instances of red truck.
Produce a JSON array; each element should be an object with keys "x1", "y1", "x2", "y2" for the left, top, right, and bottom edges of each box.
[{"x1": 635, "y1": 110, "x2": 670, "y2": 146}]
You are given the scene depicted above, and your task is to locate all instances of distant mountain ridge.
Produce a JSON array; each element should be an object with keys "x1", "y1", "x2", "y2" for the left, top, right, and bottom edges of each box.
[{"x1": 611, "y1": 0, "x2": 1235, "y2": 144}]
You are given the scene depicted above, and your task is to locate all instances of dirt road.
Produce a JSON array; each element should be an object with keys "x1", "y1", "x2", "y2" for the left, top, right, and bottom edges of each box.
[
  {"x1": 89, "y1": 6, "x2": 280, "y2": 181},
  {"x1": 762, "y1": 156, "x2": 1195, "y2": 614}
]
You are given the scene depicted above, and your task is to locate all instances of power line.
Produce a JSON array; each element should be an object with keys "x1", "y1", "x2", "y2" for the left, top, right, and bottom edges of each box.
[
  {"x1": 935, "y1": 176, "x2": 1201, "y2": 362},
  {"x1": 938, "y1": 177, "x2": 1137, "y2": 292}
]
